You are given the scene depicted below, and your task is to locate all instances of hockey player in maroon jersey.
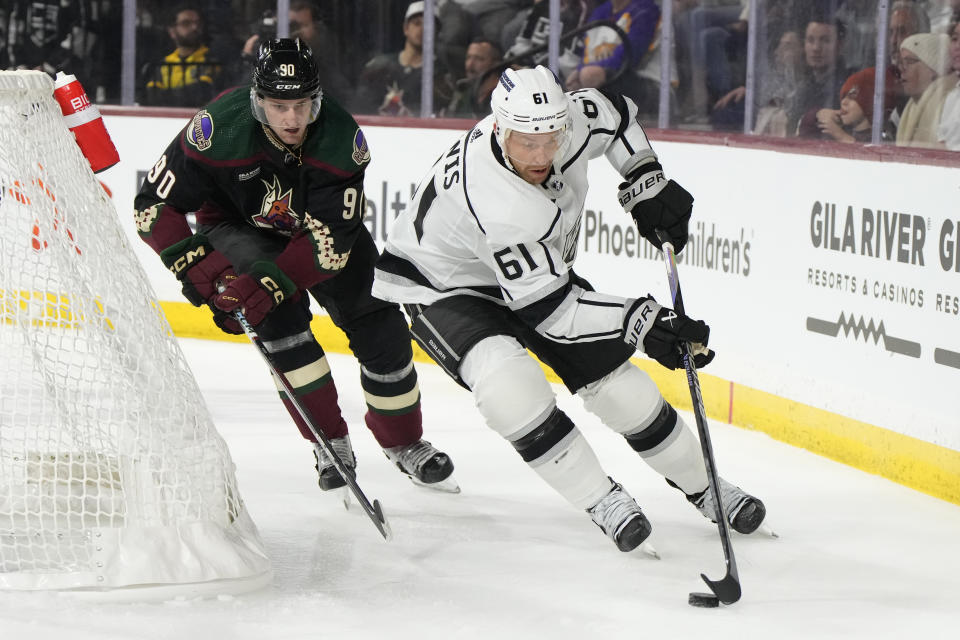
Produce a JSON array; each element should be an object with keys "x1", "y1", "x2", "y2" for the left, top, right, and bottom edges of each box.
[
  {"x1": 134, "y1": 38, "x2": 455, "y2": 493},
  {"x1": 374, "y1": 66, "x2": 765, "y2": 551}
]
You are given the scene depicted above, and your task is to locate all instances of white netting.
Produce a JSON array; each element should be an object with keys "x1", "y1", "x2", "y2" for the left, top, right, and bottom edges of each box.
[{"x1": 0, "y1": 70, "x2": 270, "y2": 596}]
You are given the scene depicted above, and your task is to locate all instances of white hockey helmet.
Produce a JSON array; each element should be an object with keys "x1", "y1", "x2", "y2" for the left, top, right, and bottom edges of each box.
[{"x1": 491, "y1": 65, "x2": 571, "y2": 156}]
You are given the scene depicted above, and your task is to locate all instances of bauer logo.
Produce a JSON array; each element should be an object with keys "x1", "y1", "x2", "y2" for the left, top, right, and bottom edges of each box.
[
  {"x1": 187, "y1": 110, "x2": 214, "y2": 151},
  {"x1": 352, "y1": 128, "x2": 370, "y2": 165}
]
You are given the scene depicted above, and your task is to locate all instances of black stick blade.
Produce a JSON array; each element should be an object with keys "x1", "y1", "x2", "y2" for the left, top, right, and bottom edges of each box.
[
  {"x1": 373, "y1": 499, "x2": 392, "y2": 541},
  {"x1": 701, "y1": 572, "x2": 741, "y2": 605}
]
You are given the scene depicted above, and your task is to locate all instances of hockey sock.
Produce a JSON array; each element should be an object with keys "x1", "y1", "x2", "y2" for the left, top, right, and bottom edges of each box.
[
  {"x1": 512, "y1": 408, "x2": 613, "y2": 510},
  {"x1": 625, "y1": 402, "x2": 707, "y2": 495},
  {"x1": 360, "y1": 361, "x2": 424, "y2": 448},
  {"x1": 578, "y1": 362, "x2": 707, "y2": 494},
  {"x1": 265, "y1": 333, "x2": 348, "y2": 441},
  {"x1": 460, "y1": 336, "x2": 613, "y2": 508}
]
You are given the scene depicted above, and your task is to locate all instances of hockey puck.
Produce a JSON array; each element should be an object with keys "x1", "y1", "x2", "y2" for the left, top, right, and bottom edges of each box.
[{"x1": 688, "y1": 592, "x2": 720, "y2": 608}]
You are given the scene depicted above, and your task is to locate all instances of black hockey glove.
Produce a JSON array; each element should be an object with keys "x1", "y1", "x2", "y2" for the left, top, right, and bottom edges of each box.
[
  {"x1": 160, "y1": 234, "x2": 237, "y2": 306},
  {"x1": 210, "y1": 306, "x2": 244, "y2": 335},
  {"x1": 617, "y1": 162, "x2": 693, "y2": 253},
  {"x1": 621, "y1": 297, "x2": 714, "y2": 370},
  {"x1": 213, "y1": 261, "x2": 297, "y2": 328}
]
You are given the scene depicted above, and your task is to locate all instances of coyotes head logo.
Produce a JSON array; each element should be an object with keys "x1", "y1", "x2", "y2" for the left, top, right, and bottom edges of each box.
[{"x1": 252, "y1": 176, "x2": 301, "y2": 233}]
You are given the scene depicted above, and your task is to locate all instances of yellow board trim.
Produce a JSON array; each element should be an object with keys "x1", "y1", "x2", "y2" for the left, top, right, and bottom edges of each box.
[{"x1": 162, "y1": 301, "x2": 960, "y2": 505}]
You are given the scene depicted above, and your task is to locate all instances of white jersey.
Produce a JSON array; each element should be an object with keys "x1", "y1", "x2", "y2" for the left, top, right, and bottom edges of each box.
[{"x1": 373, "y1": 88, "x2": 657, "y2": 344}]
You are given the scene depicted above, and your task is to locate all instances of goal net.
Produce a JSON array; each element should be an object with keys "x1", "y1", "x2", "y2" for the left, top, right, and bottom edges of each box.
[{"x1": 0, "y1": 71, "x2": 271, "y2": 597}]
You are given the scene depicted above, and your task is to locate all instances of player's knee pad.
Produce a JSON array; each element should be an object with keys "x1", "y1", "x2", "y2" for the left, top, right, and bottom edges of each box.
[
  {"x1": 460, "y1": 335, "x2": 555, "y2": 440},
  {"x1": 578, "y1": 361, "x2": 664, "y2": 436}
]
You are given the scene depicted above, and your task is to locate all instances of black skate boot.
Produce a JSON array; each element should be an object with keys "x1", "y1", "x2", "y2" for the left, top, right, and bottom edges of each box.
[
  {"x1": 313, "y1": 435, "x2": 356, "y2": 491},
  {"x1": 384, "y1": 439, "x2": 457, "y2": 491},
  {"x1": 587, "y1": 480, "x2": 652, "y2": 552},
  {"x1": 678, "y1": 478, "x2": 766, "y2": 534}
]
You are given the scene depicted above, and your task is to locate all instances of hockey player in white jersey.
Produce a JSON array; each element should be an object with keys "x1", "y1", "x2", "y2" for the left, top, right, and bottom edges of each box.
[{"x1": 373, "y1": 66, "x2": 765, "y2": 552}]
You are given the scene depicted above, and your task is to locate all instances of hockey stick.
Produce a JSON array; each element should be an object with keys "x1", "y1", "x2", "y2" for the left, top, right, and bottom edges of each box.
[
  {"x1": 656, "y1": 230, "x2": 740, "y2": 605},
  {"x1": 229, "y1": 306, "x2": 392, "y2": 541}
]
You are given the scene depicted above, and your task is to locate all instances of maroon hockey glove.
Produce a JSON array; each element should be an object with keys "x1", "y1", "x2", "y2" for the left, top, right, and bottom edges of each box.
[
  {"x1": 159, "y1": 234, "x2": 237, "y2": 306},
  {"x1": 622, "y1": 297, "x2": 714, "y2": 370},
  {"x1": 213, "y1": 261, "x2": 297, "y2": 327},
  {"x1": 617, "y1": 162, "x2": 693, "y2": 253}
]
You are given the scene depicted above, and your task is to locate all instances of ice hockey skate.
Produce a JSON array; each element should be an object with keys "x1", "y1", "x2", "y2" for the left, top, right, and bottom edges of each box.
[
  {"x1": 384, "y1": 439, "x2": 459, "y2": 493},
  {"x1": 683, "y1": 478, "x2": 768, "y2": 535},
  {"x1": 587, "y1": 480, "x2": 655, "y2": 554},
  {"x1": 314, "y1": 435, "x2": 356, "y2": 491}
]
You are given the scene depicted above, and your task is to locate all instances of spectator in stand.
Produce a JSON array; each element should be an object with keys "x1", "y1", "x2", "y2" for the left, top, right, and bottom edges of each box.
[
  {"x1": 814, "y1": 68, "x2": 895, "y2": 143},
  {"x1": 926, "y1": 0, "x2": 960, "y2": 33},
  {"x1": 502, "y1": 0, "x2": 588, "y2": 82},
  {"x1": 937, "y1": 13, "x2": 960, "y2": 149},
  {"x1": 875, "y1": 1, "x2": 932, "y2": 140},
  {"x1": 889, "y1": 2, "x2": 933, "y2": 70},
  {"x1": 444, "y1": 38, "x2": 503, "y2": 119},
  {"x1": 3, "y1": 0, "x2": 85, "y2": 78},
  {"x1": 142, "y1": 5, "x2": 222, "y2": 107},
  {"x1": 789, "y1": 15, "x2": 856, "y2": 137},
  {"x1": 238, "y1": 2, "x2": 351, "y2": 103},
  {"x1": 0, "y1": 7, "x2": 7, "y2": 70},
  {"x1": 436, "y1": 0, "x2": 527, "y2": 73},
  {"x1": 834, "y1": 0, "x2": 881, "y2": 72},
  {"x1": 713, "y1": 28, "x2": 803, "y2": 136},
  {"x1": 896, "y1": 32, "x2": 953, "y2": 147},
  {"x1": 674, "y1": 0, "x2": 748, "y2": 123},
  {"x1": 353, "y1": 1, "x2": 452, "y2": 116},
  {"x1": 288, "y1": 1, "x2": 352, "y2": 102},
  {"x1": 564, "y1": 0, "x2": 667, "y2": 116}
]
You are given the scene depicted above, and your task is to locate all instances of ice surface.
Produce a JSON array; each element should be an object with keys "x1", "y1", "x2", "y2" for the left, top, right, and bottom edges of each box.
[{"x1": 1, "y1": 338, "x2": 958, "y2": 639}]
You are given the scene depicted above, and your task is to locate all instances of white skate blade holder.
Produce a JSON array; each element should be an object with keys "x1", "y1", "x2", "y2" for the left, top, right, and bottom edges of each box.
[
  {"x1": 409, "y1": 475, "x2": 461, "y2": 494},
  {"x1": 639, "y1": 541, "x2": 660, "y2": 559}
]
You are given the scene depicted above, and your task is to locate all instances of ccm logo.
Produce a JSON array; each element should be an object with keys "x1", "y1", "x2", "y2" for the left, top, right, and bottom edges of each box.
[
  {"x1": 168, "y1": 246, "x2": 206, "y2": 274},
  {"x1": 275, "y1": 84, "x2": 302, "y2": 90},
  {"x1": 258, "y1": 276, "x2": 286, "y2": 305}
]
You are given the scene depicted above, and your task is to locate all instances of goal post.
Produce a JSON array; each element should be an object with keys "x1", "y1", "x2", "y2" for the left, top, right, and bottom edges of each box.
[{"x1": 0, "y1": 70, "x2": 271, "y2": 597}]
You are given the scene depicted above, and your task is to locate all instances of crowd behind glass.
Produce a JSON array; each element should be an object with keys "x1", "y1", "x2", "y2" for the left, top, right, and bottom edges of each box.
[{"x1": 2, "y1": 1, "x2": 958, "y2": 151}]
